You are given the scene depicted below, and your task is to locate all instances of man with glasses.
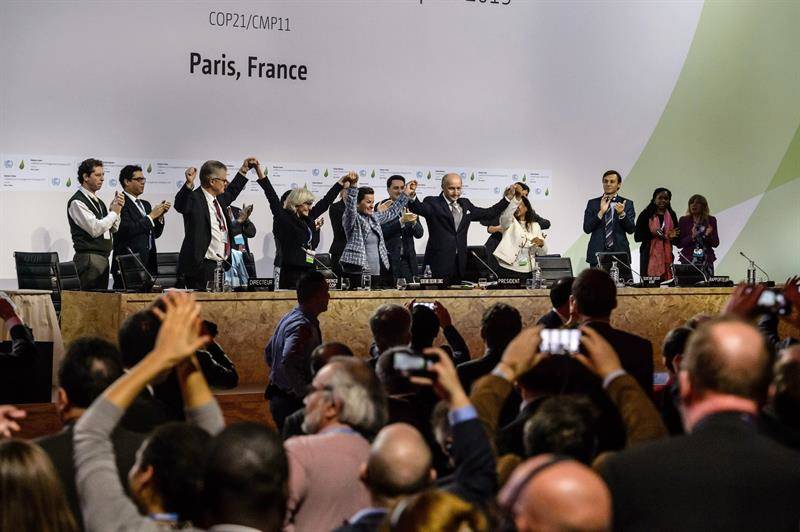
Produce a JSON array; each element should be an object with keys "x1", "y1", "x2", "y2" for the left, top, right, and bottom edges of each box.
[
  {"x1": 175, "y1": 157, "x2": 258, "y2": 289},
  {"x1": 111, "y1": 165, "x2": 170, "y2": 289}
]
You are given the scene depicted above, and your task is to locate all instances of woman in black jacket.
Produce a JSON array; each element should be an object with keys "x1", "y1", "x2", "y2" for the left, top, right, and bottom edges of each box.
[
  {"x1": 634, "y1": 187, "x2": 680, "y2": 280},
  {"x1": 257, "y1": 167, "x2": 350, "y2": 288}
]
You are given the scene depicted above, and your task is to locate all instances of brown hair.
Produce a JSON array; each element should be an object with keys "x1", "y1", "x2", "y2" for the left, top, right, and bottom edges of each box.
[
  {"x1": 686, "y1": 194, "x2": 710, "y2": 223},
  {"x1": 0, "y1": 440, "x2": 78, "y2": 532},
  {"x1": 385, "y1": 489, "x2": 488, "y2": 531}
]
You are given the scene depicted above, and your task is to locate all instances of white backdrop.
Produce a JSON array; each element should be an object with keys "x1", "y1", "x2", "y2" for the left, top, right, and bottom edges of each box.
[{"x1": 0, "y1": 0, "x2": 704, "y2": 285}]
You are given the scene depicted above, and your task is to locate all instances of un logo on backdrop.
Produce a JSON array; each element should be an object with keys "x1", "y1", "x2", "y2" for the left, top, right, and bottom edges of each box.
[
  {"x1": 109, "y1": 178, "x2": 117, "y2": 187},
  {"x1": 175, "y1": 180, "x2": 184, "y2": 189},
  {"x1": 3, "y1": 160, "x2": 12, "y2": 169},
  {"x1": 312, "y1": 168, "x2": 319, "y2": 176},
  {"x1": 51, "y1": 177, "x2": 61, "y2": 186}
]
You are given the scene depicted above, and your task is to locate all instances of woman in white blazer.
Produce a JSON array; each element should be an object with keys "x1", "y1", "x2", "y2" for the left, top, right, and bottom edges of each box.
[{"x1": 492, "y1": 194, "x2": 548, "y2": 276}]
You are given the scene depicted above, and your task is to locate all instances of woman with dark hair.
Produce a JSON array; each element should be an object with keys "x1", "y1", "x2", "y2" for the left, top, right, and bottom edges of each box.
[
  {"x1": 493, "y1": 187, "x2": 548, "y2": 277},
  {"x1": 634, "y1": 187, "x2": 680, "y2": 280},
  {"x1": 677, "y1": 194, "x2": 720, "y2": 275},
  {"x1": 0, "y1": 439, "x2": 78, "y2": 532}
]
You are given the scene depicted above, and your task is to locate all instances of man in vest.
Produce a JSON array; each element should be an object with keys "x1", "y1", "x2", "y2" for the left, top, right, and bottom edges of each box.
[{"x1": 67, "y1": 158, "x2": 124, "y2": 289}]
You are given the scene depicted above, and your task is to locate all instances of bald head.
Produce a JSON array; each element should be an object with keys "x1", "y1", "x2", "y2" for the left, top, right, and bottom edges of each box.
[
  {"x1": 364, "y1": 423, "x2": 433, "y2": 499},
  {"x1": 441, "y1": 173, "x2": 462, "y2": 202},
  {"x1": 501, "y1": 455, "x2": 611, "y2": 532},
  {"x1": 682, "y1": 317, "x2": 771, "y2": 402}
]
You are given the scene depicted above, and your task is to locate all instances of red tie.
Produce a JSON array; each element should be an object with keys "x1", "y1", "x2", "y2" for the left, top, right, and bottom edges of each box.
[{"x1": 213, "y1": 199, "x2": 230, "y2": 259}]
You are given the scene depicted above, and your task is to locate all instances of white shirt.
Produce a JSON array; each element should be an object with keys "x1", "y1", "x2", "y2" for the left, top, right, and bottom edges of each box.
[
  {"x1": 68, "y1": 186, "x2": 120, "y2": 239},
  {"x1": 122, "y1": 190, "x2": 155, "y2": 227},
  {"x1": 202, "y1": 187, "x2": 228, "y2": 260},
  {"x1": 493, "y1": 198, "x2": 548, "y2": 273}
]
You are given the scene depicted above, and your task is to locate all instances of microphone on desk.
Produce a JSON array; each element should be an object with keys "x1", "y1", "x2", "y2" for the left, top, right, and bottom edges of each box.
[
  {"x1": 611, "y1": 257, "x2": 641, "y2": 285},
  {"x1": 675, "y1": 249, "x2": 709, "y2": 286},
  {"x1": 214, "y1": 253, "x2": 233, "y2": 269},
  {"x1": 739, "y1": 251, "x2": 771, "y2": 284},
  {"x1": 303, "y1": 250, "x2": 340, "y2": 281},
  {"x1": 470, "y1": 250, "x2": 499, "y2": 281},
  {"x1": 126, "y1": 246, "x2": 160, "y2": 292}
]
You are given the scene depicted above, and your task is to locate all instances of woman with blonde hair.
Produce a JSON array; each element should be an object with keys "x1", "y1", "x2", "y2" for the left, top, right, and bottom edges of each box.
[
  {"x1": 677, "y1": 194, "x2": 720, "y2": 276},
  {"x1": 0, "y1": 439, "x2": 78, "y2": 532},
  {"x1": 257, "y1": 165, "x2": 353, "y2": 288},
  {"x1": 384, "y1": 489, "x2": 489, "y2": 532}
]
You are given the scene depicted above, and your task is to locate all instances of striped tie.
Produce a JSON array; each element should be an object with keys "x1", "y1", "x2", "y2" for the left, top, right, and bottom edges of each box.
[{"x1": 604, "y1": 206, "x2": 614, "y2": 249}]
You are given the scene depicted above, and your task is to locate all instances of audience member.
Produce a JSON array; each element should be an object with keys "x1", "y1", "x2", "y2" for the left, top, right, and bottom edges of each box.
[
  {"x1": 0, "y1": 404, "x2": 26, "y2": 438},
  {"x1": 523, "y1": 396, "x2": 598, "y2": 464},
  {"x1": 37, "y1": 337, "x2": 145, "y2": 530},
  {"x1": 0, "y1": 439, "x2": 78, "y2": 532},
  {"x1": 265, "y1": 270, "x2": 330, "y2": 430},
  {"x1": 659, "y1": 326, "x2": 692, "y2": 435},
  {"x1": 409, "y1": 301, "x2": 470, "y2": 365},
  {"x1": 335, "y1": 423, "x2": 434, "y2": 532},
  {"x1": 68, "y1": 157, "x2": 123, "y2": 289},
  {"x1": 386, "y1": 489, "x2": 489, "y2": 532},
  {"x1": 283, "y1": 357, "x2": 387, "y2": 532},
  {"x1": 379, "y1": 175, "x2": 425, "y2": 283},
  {"x1": 601, "y1": 317, "x2": 800, "y2": 531},
  {"x1": 369, "y1": 304, "x2": 412, "y2": 361},
  {"x1": 570, "y1": 268, "x2": 654, "y2": 397},
  {"x1": 457, "y1": 303, "x2": 522, "y2": 393},
  {"x1": 201, "y1": 423, "x2": 289, "y2": 531},
  {"x1": 761, "y1": 345, "x2": 800, "y2": 449},
  {"x1": 498, "y1": 454, "x2": 611, "y2": 532},
  {"x1": 536, "y1": 276, "x2": 575, "y2": 328},
  {"x1": 73, "y1": 292, "x2": 223, "y2": 531}
]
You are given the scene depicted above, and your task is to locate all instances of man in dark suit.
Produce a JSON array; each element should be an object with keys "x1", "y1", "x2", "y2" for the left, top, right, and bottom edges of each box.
[
  {"x1": 571, "y1": 268, "x2": 654, "y2": 398},
  {"x1": 582, "y1": 169, "x2": 636, "y2": 282},
  {"x1": 601, "y1": 317, "x2": 800, "y2": 531},
  {"x1": 406, "y1": 174, "x2": 514, "y2": 282},
  {"x1": 174, "y1": 157, "x2": 256, "y2": 289},
  {"x1": 328, "y1": 188, "x2": 349, "y2": 273},
  {"x1": 36, "y1": 337, "x2": 144, "y2": 530},
  {"x1": 457, "y1": 303, "x2": 522, "y2": 393},
  {"x1": 111, "y1": 164, "x2": 169, "y2": 289},
  {"x1": 536, "y1": 276, "x2": 575, "y2": 329},
  {"x1": 379, "y1": 175, "x2": 424, "y2": 282}
]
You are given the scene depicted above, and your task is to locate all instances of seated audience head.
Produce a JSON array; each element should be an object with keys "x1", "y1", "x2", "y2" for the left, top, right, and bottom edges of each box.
[
  {"x1": 523, "y1": 396, "x2": 598, "y2": 464},
  {"x1": 386, "y1": 175, "x2": 406, "y2": 201},
  {"x1": 119, "y1": 164, "x2": 145, "y2": 196},
  {"x1": 662, "y1": 326, "x2": 693, "y2": 375},
  {"x1": 441, "y1": 173, "x2": 463, "y2": 202},
  {"x1": 198, "y1": 160, "x2": 228, "y2": 196},
  {"x1": 284, "y1": 185, "x2": 315, "y2": 217},
  {"x1": 376, "y1": 346, "x2": 424, "y2": 396},
  {"x1": 310, "y1": 342, "x2": 354, "y2": 376},
  {"x1": 549, "y1": 277, "x2": 575, "y2": 318},
  {"x1": 118, "y1": 308, "x2": 162, "y2": 369},
  {"x1": 481, "y1": 303, "x2": 523, "y2": 353},
  {"x1": 370, "y1": 304, "x2": 412, "y2": 355},
  {"x1": 0, "y1": 439, "x2": 78, "y2": 532},
  {"x1": 769, "y1": 345, "x2": 800, "y2": 425},
  {"x1": 202, "y1": 423, "x2": 289, "y2": 531},
  {"x1": 57, "y1": 337, "x2": 124, "y2": 424},
  {"x1": 296, "y1": 270, "x2": 330, "y2": 316},
  {"x1": 499, "y1": 454, "x2": 611, "y2": 532},
  {"x1": 357, "y1": 186, "x2": 376, "y2": 215},
  {"x1": 302, "y1": 356, "x2": 387, "y2": 438},
  {"x1": 679, "y1": 316, "x2": 771, "y2": 429},
  {"x1": 77, "y1": 157, "x2": 104, "y2": 192},
  {"x1": 410, "y1": 304, "x2": 440, "y2": 349},
  {"x1": 686, "y1": 313, "x2": 712, "y2": 329},
  {"x1": 127, "y1": 423, "x2": 212, "y2": 523},
  {"x1": 571, "y1": 269, "x2": 617, "y2": 320},
  {"x1": 361, "y1": 423, "x2": 434, "y2": 505},
  {"x1": 388, "y1": 489, "x2": 488, "y2": 532},
  {"x1": 430, "y1": 400, "x2": 452, "y2": 459}
]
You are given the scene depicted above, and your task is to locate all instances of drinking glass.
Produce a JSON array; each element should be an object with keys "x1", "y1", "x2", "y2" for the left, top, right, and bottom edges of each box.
[
  {"x1": 396, "y1": 278, "x2": 407, "y2": 290},
  {"x1": 340, "y1": 278, "x2": 350, "y2": 291},
  {"x1": 478, "y1": 278, "x2": 488, "y2": 289}
]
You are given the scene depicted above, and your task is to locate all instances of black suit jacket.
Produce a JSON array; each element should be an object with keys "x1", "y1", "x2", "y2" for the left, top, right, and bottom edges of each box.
[
  {"x1": 602, "y1": 411, "x2": 800, "y2": 532},
  {"x1": 111, "y1": 196, "x2": 164, "y2": 287},
  {"x1": 583, "y1": 195, "x2": 635, "y2": 266},
  {"x1": 329, "y1": 200, "x2": 347, "y2": 267},
  {"x1": 174, "y1": 171, "x2": 249, "y2": 275},
  {"x1": 407, "y1": 193, "x2": 508, "y2": 279},
  {"x1": 332, "y1": 509, "x2": 388, "y2": 532},
  {"x1": 585, "y1": 321, "x2": 654, "y2": 399},
  {"x1": 437, "y1": 417, "x2": 497, "y2": 505},
  {"x1": 0, "y1": 324, "x2": 36, "y2": 369},
  {"x1": 228, "y1": 205, "x2": 257, "y2": 253},
  {"x1": 37, "y1": 422, "x2": 145, "y2": 532},
  {"x1": 536, "y1": 309, "x2": 565, "y2": 329},
  {"x1": 379, "y1": 199, "x2": 424, "y2": 281}
]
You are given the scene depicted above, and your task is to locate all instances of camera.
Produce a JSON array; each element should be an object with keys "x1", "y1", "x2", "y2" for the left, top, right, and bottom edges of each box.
[
  {"x1": 393, "y1": 351, "x2": 437, "y2": 377},
  {"x1": 540, "y1": 328, "x2": 581, "y2": 355},
  {"x1": 756, "y1": 289, "x2": 792, "y2": 317}
]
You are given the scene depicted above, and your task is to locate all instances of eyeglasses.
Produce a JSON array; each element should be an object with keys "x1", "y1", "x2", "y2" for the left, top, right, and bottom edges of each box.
[
  {"x1": 131, "y1": 177, "x2": 146, "y2": 183},
  {"x1": 211, "y1": 177, "x2": 229, "y2": 184}
]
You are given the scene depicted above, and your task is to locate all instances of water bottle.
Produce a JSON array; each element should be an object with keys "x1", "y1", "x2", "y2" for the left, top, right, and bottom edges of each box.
[
  {"x1": 361, "y1": 266, "x2": 371, "y2": 291},
  {"x1": 609, "y1": 261, "x2": 621, "y2": 287},
  {"x1": 423, "y1": 265, "x2": 432, "y2": 279},
  {"x1": 213, "y1": 261, "x2": 224, "y2": 292},
  {"x1": 274, "y1": 266, "x2": 281, "y2": 290},
  {"x1": 532, "y1": 262, "x2": 542, "y2": 288}
]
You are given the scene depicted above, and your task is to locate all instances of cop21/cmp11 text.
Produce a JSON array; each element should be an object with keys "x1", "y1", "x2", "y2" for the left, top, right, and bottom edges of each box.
[{"x1": 189, "y1": 53, "x2": 308, "y2": 81}]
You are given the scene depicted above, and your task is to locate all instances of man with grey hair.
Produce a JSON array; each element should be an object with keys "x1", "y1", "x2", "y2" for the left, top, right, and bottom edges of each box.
[{"x1": 284, "y1": 356, "x2": 387, "y2": 532}]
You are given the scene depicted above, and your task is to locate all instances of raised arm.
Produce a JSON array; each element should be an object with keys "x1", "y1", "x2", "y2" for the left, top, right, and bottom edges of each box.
[
  {"x1": 621, "y1": 199, "x2": 636, "y2": 234},
  {"x1": 309, "y1": 180, "x2": 345, "y2": 221},
  {"x1": 499, "y1": 198, "x2": 520, "y2": 230},
  {"x1": 174, "y1": 167, "x2": 196, "y2": 214},
  {"x1": 342, "y1": 186, "x2": 359, "y2": 237}
]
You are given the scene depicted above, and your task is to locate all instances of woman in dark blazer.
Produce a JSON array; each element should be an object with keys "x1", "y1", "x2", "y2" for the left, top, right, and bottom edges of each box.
[
  {"x1": 677, "y1": 194, "x2": 720, "y2": 276},
  {"x1": 257, "y1": 167, "x2": 348, "y2": 289},
  {"x1": 634, "y1": 187, "x2": 679, "y2": 280}
]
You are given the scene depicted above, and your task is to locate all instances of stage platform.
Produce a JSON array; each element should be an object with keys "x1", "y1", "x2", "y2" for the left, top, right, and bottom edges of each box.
[{"x1": 59, "y1": 286, "x2": 796, "y2": 389}]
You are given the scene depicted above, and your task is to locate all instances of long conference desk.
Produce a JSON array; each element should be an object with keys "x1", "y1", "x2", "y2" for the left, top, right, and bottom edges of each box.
[{"x1": 60, "y1": 287, "x2": 799, "y2": 390}]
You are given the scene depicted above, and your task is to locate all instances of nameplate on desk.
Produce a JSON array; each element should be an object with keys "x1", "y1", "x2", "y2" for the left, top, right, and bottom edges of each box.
[
  {"x1": 640, "y1": 276, "x2": 661, "y2": 287},
  {"x1": 248, "y1": 278, "x2": 275, "y2": 291},
  {"x1": 326, "y1": 279, "x2": 339, "y2": 290},
  {"x1": 496, "y1": 278, "x2": 522, "y2": 289},
  {"x1": 708, "y1": 276, "x2": 733, "y2": 286},
  {"x1": 419, "y1": 278, "x2": 445, "y2": 289}
]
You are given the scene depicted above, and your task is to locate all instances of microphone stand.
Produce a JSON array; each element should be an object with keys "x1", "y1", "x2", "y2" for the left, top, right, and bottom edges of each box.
[
  {"x1": 675, "y1": 249, "x2": 709, "y2": 286},
  {"x1": 611, "y1": 257, "x2": 642, "y2": 286},
  {"x1": 739, "y1": 251, "x2": 771, "y2": 285},
  {"x1": 470, "y1": 250, "x2": 500, "y2": 282},
  {"x1": 303, "y1": 250, "x2": 341, "y2": 285},
  {"x1": 126, "y1": 246, "x2": 160, "y2": 292}
]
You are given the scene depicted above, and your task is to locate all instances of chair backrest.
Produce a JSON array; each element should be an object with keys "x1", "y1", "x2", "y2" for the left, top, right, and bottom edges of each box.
[
  {"x1": 314, "y1": 252, "x2": 332, "y2": 270},
  {"x1": 464, "y1": 245, "x2": 493, "y2": 282},
  {"x1": 116, "y1": 254, "x2": 147, "y2": 291},
  {"x1": 672, "y1": 264, "x2": 705, "y2": 287},
  {"x1": 14, "y1": 252, "x2": 60, "y2": 291},
  {"x1": 58, "y1": 261, "x2": 82, "y2": 291},
  {"x1": 156, "y1": 252, "x2": 179, "y2": 288},
  {"x1": 537, "y1": 256, "x2": 574, "y2": 284},
  {"x1": 242, "y1": 252, "x2": 257, "y2": 278},
  {"x1": 416, "y1": 254, "x2": 426, "y2": 275}
]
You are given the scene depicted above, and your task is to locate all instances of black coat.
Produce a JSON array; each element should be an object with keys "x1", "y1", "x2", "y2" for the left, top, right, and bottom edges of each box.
[
  {"x1": 602, "y1": 411, "x2": 800, "y2": 532},
  {"x1": 407, "y1": 193, "x2": 508, "y2": 279},
  {"x1": 329, "y1": 200, "x2": 347, "y2": 267},
  {"x1": 228, "y1": 204, "x2": 257, "y2": 252},
  {"x1": 536, "y1": 309, "x2": 565, "y2": 329},
  {"x1": 174, "y1": 171, "x2": 248, "y2": 275},
  {"x1": 584, "y1": 321, "x2": 654, "y2": 400},
  {"x1": 582, "y1": 195, "x2": 635, "y2": 266},
  {"x1": 111, "y1": 196, "x2": 165, "y2": 287},
  {"x1": 633, "y1": 207, "x2": 679, "y2": 277},
  {"x1": 379, "y1": 199, "x2": 424, "y2": 281}
]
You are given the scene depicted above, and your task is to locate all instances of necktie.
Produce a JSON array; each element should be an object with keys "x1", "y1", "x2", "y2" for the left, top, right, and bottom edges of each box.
[
  {"x1": 451, "y1": 202, "x2": 462, "y2": 229},
  {"x1": 604, "y1": 203, "x2": 614, "y2": 249},
  {"x1": 213, "y1": 199, "x2": 230, "y2": 259},
  {"x1": 137, "y1": 199, "x2": 155, "y2": 251}
]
